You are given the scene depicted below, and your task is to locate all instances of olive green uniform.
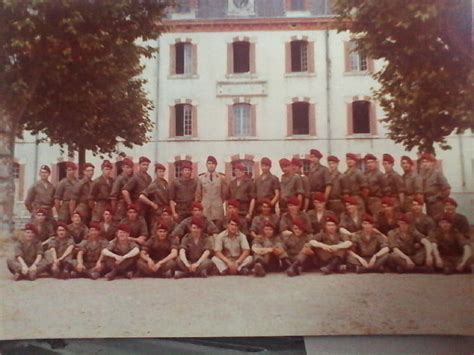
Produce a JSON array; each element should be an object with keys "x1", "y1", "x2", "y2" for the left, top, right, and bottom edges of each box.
[
  {"x1": 76, "y1": 238, "x2": 108, "y2": 274},
  {"x1": 169, "y1": 177, "x2": 198, "y2": 221},
  {"x1": 212, "y1": 231, "x2": 253, "y2": 273},
  {"x1": 67, "y1": 222, "x2": 89, "y2": 244},
  {"x1": 421, "y1": 168, "x2": 450, "y2": 219},
  {"x1": 177, "y1": 233, "x2": 213, "y2": 273},
  {"x1": 402, "y1": 171, "x2": 423, "y2": 212},
  {"x1": 254, "y1": 173, "x2": 280, "y2": 204},
  {"x1": 110, "y1": 174, "x2": 131, "y2": 222},
  {"x1": 387, "y1": 227, "x2": 427, "y2": 270},
  {"x1": 54, "y1": 177, "x2": 78, "y2": 223},
  {"x1": 341, "y1": 167, "x2": 367, "y2": 212},
  {"x1": 25, "y1": 180, "x2": 55, "y2": 219},
  {"x1": 327, "y1": 170, "x2": 345, "y2": 217},
  {"x1": 279, "y1": 212, "x2": 313, "y2": 233},
  {"x1": 137, "y1": 235, "x2": 179, "y2": 276},
  {"x1": 7, "y1": 239, "x2": 48, "y2": 275},
  {"x1": 252, "y1": 234, "x2": 284, "y2": 271},
  {"x1": 364, "y1": 170, "x2": 387, "y2": 217},
  {"x1": 279, "y1": 174, "x2": 304, "y2": 212},
  {"x1": 103, "y1": 239, "x2": 139, "y2": 274},
  {"x1": 89, "y1": 175, "x2": 114, "y2": 222},
  {"x1": 347, "y1": 231, "x2": 389, "y2": 269},
  {"x1": 228, "y1": 177, "x2": 255, "y2": 217},
  {"x1": 71, "y1": 178, "x2": 93, "y2": 223}
]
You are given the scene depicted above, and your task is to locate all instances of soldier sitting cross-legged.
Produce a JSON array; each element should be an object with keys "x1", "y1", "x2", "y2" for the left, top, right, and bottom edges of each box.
[{"x1": 73, "y1": 222, "x2": 107, "y2": 279}]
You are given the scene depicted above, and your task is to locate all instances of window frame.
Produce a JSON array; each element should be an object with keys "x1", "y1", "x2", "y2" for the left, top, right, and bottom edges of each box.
[{"x1": 175, "y1": 103, "x2": 193, "y2": 137}]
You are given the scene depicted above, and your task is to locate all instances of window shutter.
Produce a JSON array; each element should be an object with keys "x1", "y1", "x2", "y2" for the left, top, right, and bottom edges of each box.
[
  {"x1": 369, "y1": 102, "x2": 377, "y2": 135},
  {"x1": 168, "y1": 163, "x2": 175, "y2": 182},
  {"x1": 225, "y1": 162, "x2": 232, "y2": 182},
  {"x1": 286, "y1": 103, "x2": 293, "y2": 136},
  {"x1": 367, "y1": 57, "x2": 374, "y2": 73},
  {"x1": 285, "y1": 42, "x2": 291, "y2": 73},
  {"x1": 169, "y1": 44, "x2": 176, "y2": 75},
  {"x1": 249, "y1": 42, "x2": 256, "y2": 74},
  {"x1": 18, "y1": 164, "x2": 25, "y2": 201},
  {"x1": 169, "y1": 106, "x2": 176, "y2": 138},
  {"x1": 192, "y1": 162, "x2": 198, "y2": 178},
  {"x1": 227, "y1": 105, "x2": 234, "y2": 137},
  {"x1": 309, "y1": 103, "x2": 316, "y2": 136},
  {"x1": 343, "y1": 41, "x2": 350, "y2": 72},
  {"x1": 192, "y1": 106, "x2": 198, "y2": 137},
  {"x1": 346, "y1": 102, "x2": 353, "y2": 135},
  {"x1": 307, "y1": 41, "x2": 315, "y2": 73},
  {"x1": 227, "y1": 43, "x2": 233, "y2": 74},
  {"x1": 253, "y1": 161, "x2": 260, "y2": 179},
  {"x1": 250, "y1": 105, "x2": 256, "y2": 136},
  {"x1": 192, "y1": 43, "x2": 198, "y2": 75}
]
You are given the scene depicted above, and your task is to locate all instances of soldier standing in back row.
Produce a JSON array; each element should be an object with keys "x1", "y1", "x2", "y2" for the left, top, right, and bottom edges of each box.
[
  {"x1": 382, "y1": 154, "x2": 405, "y2": 209},
  {"x1": 279, "y1": 158, "x2": 303, "y2": 214},
  {"x1": 110, "y1": 158, "x2": 134, "y2": 222},
  {"x1": 400, "y1": 156, "x2": 423, "y2": 213},
  {"x1": 326, "y1": 155, "x2": 345, "y2": 217},
  {"x1": 419, "y1": 153, "x2": 451, "y2": 219},
  {"x1": 122, "y1": 156, "x2": 152, "y2": 215},
  {"x1": 25, "y1": 165, "x2": 55, "y2": 222},
  {"x1": 308, "y1": 149, "x2": 332, "y2": 203},
  {"x1": 196, "y1": 156, "x2": 227, "y2": 231},
  {"x1": 363, "y1": 154, "x2": 387, "y2": 217},
  {"x1": 341, "y1": 153, "x2": 367, "y2": 213},
  {"x1": 139, "y1": 163, "x2": 169, "y2": 229},
  {"x1": 70, "y1": 162, "x2": 95, "y2": 225},
  {"x1": 292, "y1": 158, "x2": 311, "y2": 212},
  {"x1": 54, "y1": 162, "x2": 78, "y2": 224},
  {"x1": 227, "y1": 163, "x2": 256, "y2": 221},
  {"x1": 89, "y1": 160, "x2": 114, "y2": 222},
  {"x1": 254, "y1": 157, "x2": 280, "y2": 209},
  {"x1": 169, "y1": 160, "x2": 198, "y2": 222}
]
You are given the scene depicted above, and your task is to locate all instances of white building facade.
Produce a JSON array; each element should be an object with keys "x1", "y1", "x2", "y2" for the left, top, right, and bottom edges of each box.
[{"x1": 13, "y1": 0, "x2": 474, "y2": 221}]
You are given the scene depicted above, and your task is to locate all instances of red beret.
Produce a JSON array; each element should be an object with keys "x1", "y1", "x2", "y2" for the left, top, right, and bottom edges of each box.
[
  {"x1": 83, "y1": 163, "x2": 95, "y2": 170},
  {"x1": 233, "y1": 162, "x2": 245, "y2": 171},
  {"x1": 72, "y1": 210, "x2": 83, "y2": 219},
  {"x1": 35, "y1": 208, "x2": 48, "y2": 216},
  {"x1": 362, "y1": 214, "x2": 375, "y2": 224},
  {"x1": 287, "y1": 196, "x2": 300, "y2": 206},
  {"x1": 310, "y1": 149, "x2": 323, "y2": 158},
  {"x1": 437, "y1": 214, "x2": 454, "y2": 224},
  {"x1": 191, "y1": 201, "x2": 203, "y2": 210},
  {"x1": 40, "y1": 165, "x2": 51, "y2": 173},
  {"x1": 117, "y1": 224, "x2": 131, "y2": 233},
  {"x1": 325, "y1": 215, "x2": 339, "y2": 224},
  {"x1": 364, "y1": 154, "x2": 377, "y2": 161},
  {"x1": 227, "y1": 199, "x2": 240, "y2": 208},
  {"x1": 412, "y1": 196, "x2": 424, "y2": 205},
  {"x1": 103, "y1": 208, "x2": 114, "y2": 215},
  {"x1": 155, "y1": 223, "x2": 169, "y2": 231},
  {"x1": 398, "y1": 214, "x2": 412, "y2": 224},
  {"x1": 89, "y1": 222, "x2": 101, "y2": 231},
  {"x1": 327, "y1": 155, "x2": 339, "y2": 163},
  {"x1": 259, "y1": 198, "x2": 272, "y2": 207},
  {"x1": 292, "y1": 217, "x2": 307, "y2": 232},
  {"x1": 155, "y1": 163, "x2": 166, "y2": 171},
  {"x1": 401, "y1": 156, "x2": 414, "y2": 165},
  {"x1": 139, "y1": 156, "x2": 151, "y2": 164},
  {"x1": 381, "y1": 196, "x2": 395, "y2": 207},
  {"x1": 180, "y1": 160, "x2": 193, "y2": 170},
  {"x1": 346, "y1": 153, "x2": 359, "y2": 161},
  {"x1": 261, "y1": 157, "x2": 272, "y2": 167},
  {"x1": 420, "y1": 153, "x2": 436, "y2": 162},
  {"x1": 444, "y1": 198, "x2": 458, "y2": 207},
  {"x1": 291, "y1": 158, "x2": 302, "y2": 167},
  {"x1": 190, "y1": 216, "x2": 204, "y2": 229},
  {"x1": 127, "y1": 204, "x2": 139, "y2": 212},
  {"x1": 228, "y1": 213, "x2": 241, "y2": 226},
  {"x1": 56, "y1": 222, "x2": 68, "y2": 230},
  {"x1": 263, "y1": 221, "x2": 276, "y2": 230},
  {"x1": 383, "y1": 154, "x2": 394, "y2": 164},
  {"x1": 312, "y1": 192, "x2": 326, "y2": 203},
  {"x1": 65, "y1": 162, "x2": 77, "y2": 170},
  {"x1": 101, "y1": 160, "x2": 113, "y2": 169},
  {"x1": 343, "y1": 196, "x2": 358, "y2": 206},
  {"x1": 24, "y1": 224, "x2": 38, "y2": 235},
  {"x1": 279, "y1": 158, "x2": 291, "y2": 167},
  {"x1": 121, "y1": 158, "x2": 134, "y2": 168},
  {"x1": 162, "y1": 206, "x2": 172, "y2": 214},
  {"x1": 206, "y1": 156, "x2": 217, "y2": 164}
]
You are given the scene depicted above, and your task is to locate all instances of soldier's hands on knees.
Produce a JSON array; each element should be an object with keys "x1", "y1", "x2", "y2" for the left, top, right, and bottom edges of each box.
[{"x1": 21, "y1": 265, "x2": 29, "y2": 275}]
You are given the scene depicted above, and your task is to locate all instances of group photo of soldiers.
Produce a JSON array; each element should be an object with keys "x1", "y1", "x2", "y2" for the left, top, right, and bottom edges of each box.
[{"x1": 8, "y1": 149, "x2": 473, "y2": 281}]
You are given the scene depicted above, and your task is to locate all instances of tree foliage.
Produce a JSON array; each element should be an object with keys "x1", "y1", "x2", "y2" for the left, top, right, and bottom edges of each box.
[
  {"x1": 0, "y1": 0, "x2": 171, "y2": 156},
  {"x1": 333, "y1": 0, "x2": 474, "y2": 153}
]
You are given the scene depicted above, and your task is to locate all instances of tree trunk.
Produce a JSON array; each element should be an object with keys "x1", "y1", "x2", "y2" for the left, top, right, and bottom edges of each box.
[
  {"x1": 78, "y1": 146, "x2": 86, "y2": 179},
  {"x1": 0, "y1": 109, "x2": 17, "y2": 238}
]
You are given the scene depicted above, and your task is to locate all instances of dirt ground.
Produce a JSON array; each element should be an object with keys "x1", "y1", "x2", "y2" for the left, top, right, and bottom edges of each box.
[{"x1": 1, "y1": 252, "x2": 473, "y2": 340}]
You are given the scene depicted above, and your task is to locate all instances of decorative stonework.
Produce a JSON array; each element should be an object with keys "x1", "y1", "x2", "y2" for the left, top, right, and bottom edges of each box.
[
  {"x1": 217, "y1": 81, "x2": 267, "y2": 97},
  {"x1": 227, "y1": 0, "x2": 255, "y2": 17}
]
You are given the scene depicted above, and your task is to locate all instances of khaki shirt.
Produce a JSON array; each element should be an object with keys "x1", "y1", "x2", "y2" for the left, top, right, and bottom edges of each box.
[
  {"x1": 341, "y1": 167, "x2": 367, "y2": 196},
  {"x1": 78, "y1": 238, "x2": 108, "y2": 266},
  {"x1": 364, "y1": 170, "x2": 386, "y2": 198},
  {"x1": 214, "y1": 230, "x2": 250, "y2": 258},
  {"x1": 110, "y1": 174, "x2": 131, "y2": 201},
  {"x1": 280, "y1": 174, "x2": 304, "y2": 203},
  {"x1": 308, "y1": 163, "x2": 332, "y2": 193},
  {"x1": 384, "y1": 170, "x2": 405, "y2": 196},
  {"x1": 120, "y1": 217, "x2": 148, "y2": 238},
  {"x1": 169, "y1": 177, "x2": 198, "y2": 214},
  {"x1": 89, "y1": 175, "x2": 114, "y2": 202},
  {"x1": 14, "y1": 239, "x2": 44, "y2": 265},
  {"x1": 351, "y1": 231, "x2": 388, "y2": 257},
  {"x1": 25, "y1": 180, "x2": 55, "y2": 211},
  {"x1": 328, "y1": 170, "x2": 343, "y2": 200},
  {"x1": 54, "y1": 177, "x2": 78, "y2": 201},
  {"x1": 144, "y1": 235, "x2": 179, "y2": 261},
  {"x1": 428, "y1": 229, "x2": 469, "y2": 256},
  {"x1": 71, "y1": 178, "x2": 93, "y2": 204},
  {"x1": 421, "y1": 168, "x2": 450, "y2": 202},
  {"x1": 254, "y1": 173, "x2": 280, "y2": 202},
  {"x1": 387, "y1": 227, "x2": 425, "y2": 256},
  {"x1": 142, "y1": 177, "x2": 169, "y2": 207},
  {"x1": 123, "y1": 171, "x2": 152, "y2": 201},
  {"x1": 180, "y1": 234, "x2": 212, "y2": 263},
  {"x1": 402, "y1": 171, "x2": 423, "y2": 195},
  {"x1": 281, "y1": 233, "x2": 315, "y2": 258},
  {"x1": 228, "y1": 177, "x2": 255, "y2": 213},
  {"x1": 196, "y1": 172, "x2": 226, "y2": 220}
]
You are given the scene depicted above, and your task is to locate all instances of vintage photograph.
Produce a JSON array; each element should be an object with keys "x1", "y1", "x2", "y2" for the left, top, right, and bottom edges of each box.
[{"x1": 0, "y1": 0, "x2": 473, "y2": 340}]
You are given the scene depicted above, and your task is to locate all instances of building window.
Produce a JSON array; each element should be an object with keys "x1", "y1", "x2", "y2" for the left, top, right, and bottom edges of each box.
[
  {"x1": 347, "y1": 41, "x2": 368, "y2": 71},
  {"x1": 57, "y1": 162, "x2": 68, "y2": 181},
  {"x1": 233, "y1": 41, "x2": 250, "y2": 73},
  {"x1": 175, "y1": 104, "x2": 193, "y2": 137},
  {"x1": 302, "y1": 159, "x2": 311, "y2": 176},
  {"x1": 176, "y1": 0, "x2": 191, "y2": 13},
  {"x1": 289, "y1": 0, "x2": 306, "y2": 10},
  {"x1": 232, "y1": 159, "x2": 254, "y2": 179},
  {"x1": 175, "y1": 42, "x2": 193, "y2": 75},
  {"x1": 352, "y1": 100, "x2": 371, "y2": 134},
  {"x1": 174, "y1": 163, "x2": 183, "y2": 179},
  {"x1": 290, "y1": 40, "x2": 308, "y2": 72},
  {"x1": 233, "y1": 104, "x2": 251, "y2": 137},
  {"x1": 292, "y1": 102, "x2": 310, "y2": 135}
]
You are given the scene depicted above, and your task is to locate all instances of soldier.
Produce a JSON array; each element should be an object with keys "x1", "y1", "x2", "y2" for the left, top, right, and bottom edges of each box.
[
  {"x1": 120, "y1": 204, "x2": 148, "y2": 246},
  {"x1": 443, "y1": 198, "x2": 470, "y2": 240},
  {"x1": 254, "y1": 157, "x2": 280, "y2": 208},
  {"x1": 279, "y1": 196, "x2": 312, "y2": 233},
  {"x1": 139, "y1": 163, "x2": 169, "y2": 229},
  {"x1": 137, "y1": 223, "x2": 178, "y2": 278},
  {"x1": 151, "y1": 206, "x2": 177, "y2": 236},
  {"x1": 122, "y1": 156, "x2": 152, "y2": 214},
  {"x1": 110, "y1": 158, "x2": 134, "y2": 222},
  {"x1": 89, "y1": 160, "x2": 114, "y2": 222},
  {"x1": 339, "y1": 196, "x2": 363, "y2": 234},
  {"x1": 7, "y1": 224, "x2": 48, "y2": 281},
  {"x1": 279, "y1": 158, "x2": 304, "y2": 214},
  {"x1": 169, "y1": 160, "x2": 198, "y2": 222},
  {"x1": 250, "y1": 199, "x2": 280, "y2": 240},
  {"x1": 382, "y1": 154, "x2": 405, "y2": 209},
  {"x1": 429, "y1": 214, "x2": 472, "y2": 274},
  {"x1": 400, "y1": 156, "x2": 423, "y2": 212},
  {"x1": 308, "y1": 149, "x2": 332, "y2": 202},
  {"x1": 212, "y1": 214, "x2": 253, "y2": 275},
  {"x1": 99, "y1": 209, "x2": 118, "y2": 241},
  {"x1": 54, "y1": 161, "x2": 78, "y2": 224},
  {"x1": 170, "y1": 201, "x2": 219, "y2": 240},
  {"x1": 68, "y1": 210, "x2": 89, "y2": 244},
  {"x1": 420, "y1": 153, "x2": 451, "y2": 219},
  {"x1": 227, "y1": 162, "x2": 255, "y2": 221},
  {"x1": 175, "y1": 217, "x2": 214, "y2": 278},
  {"x1": 70, "y1": 162, "x2": 95, "y2": 225},
  {"x1": 387, "y1": 214, "x2": 433, "y2": 273},
  {"x1": 326, "y1": 155, "x2": 345, "y2": 217},
  {"x1": 73, "y1": 222, "x2": 107, "y2": 279},
  {"x1": 251, "y1": 221, "x2": 284, "y2": 277},
  {"x1": 375, "y1": 196, "x2": 400, "y2": 236},
  {"x1": 347, "y1": 215, "x2": 390, "y2": 273},
  {"x1": 25, "y1": 165, "x2": 55, "y2": 222},
  {"x1": 341, "y1": 153, "x2": 367, "y2": 213},
  {"x1": 307, "y1": 192, "x2": 337, "y2": 235},
  {"x1": 363, "y1": 154, "x2": 387, "y2": 217},
  {"x1": 102, "y1": 224, "x2": 140, "y2": 280},
  {"x1": 47, "y1": 222, "x2": 75, "y2": 279},
  {"x1": 409, "y1": 197, "x2": 436, "y2": 236},
  {"x1": 196, "y1": 156, "x2": 227, "y2": 230},
  {"x1": 308, "y1": 215, "x2": 353, "y2": 274},
  {"x1": 292, "y1": 157, "x2": 311, "y2": 212},
  {"x1": 222, "y1": 199, "x2": 249, "y2": 236},
  {"x1": 31, "y1": 208, "x2": 55, "y2": 246}
]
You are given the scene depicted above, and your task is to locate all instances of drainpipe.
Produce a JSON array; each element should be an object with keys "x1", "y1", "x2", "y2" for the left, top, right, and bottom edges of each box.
[
  {"x1": 34, "y1": 135, "x2": 39, "y2": 175},
  {"x1": 154, "y1": 40, "x2": 160, "y2": 163},
  {"x1": 325, "y1": 28, "x2": 332, "y2": 154},
  {"x1": 457, "y1": 134, "x2": 466, "y2": 189}
]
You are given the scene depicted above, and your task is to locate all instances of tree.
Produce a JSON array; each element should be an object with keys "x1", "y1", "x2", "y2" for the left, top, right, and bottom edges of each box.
[
  {"x1": 333, "y1": 0, "x2": 474, "y2": 154},
  {"x1": 0, "y1": 0, "x2": 171, "y2": 236}
]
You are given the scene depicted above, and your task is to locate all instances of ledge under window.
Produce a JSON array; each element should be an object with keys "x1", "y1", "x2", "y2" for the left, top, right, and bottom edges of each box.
[
  {"x1": 343, "y1": 71, "x2": 372, "y2": 77},
  {"x1": 284, "y1": 72, "x2": 316, "y2": 78},
  {"x1": 168, "y1": 74, "x2": 199, "y2": 80},
  {"x1": 225, "y1": 73, "x2": 258, "y2": 80},
  {"x1": 285, "y1": 135, "x2": 317, "y2": 140},
  {"x1": 168, "y1": 137, "x2": 200, "y2": 141},
  {"x1": 227, "y1": 136, "x2": 258, "y2": 141}
]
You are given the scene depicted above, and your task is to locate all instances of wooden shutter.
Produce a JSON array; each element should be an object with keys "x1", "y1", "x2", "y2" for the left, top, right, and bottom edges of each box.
[
  {"x1": 169, "y1": 105, "x2": 176, "y2": 137},
  {"x1": 227, "y1": 105, "x2": 234, "y2": 137},
  {"x1": 168, "y1": 163, "x2": 175, "y2": 182},
  {"x1": 346, "y1": 102, "x2": 353, "y2": 135},
  {"x1": 285, "y1": 42, "x2": 291, "y2": 73},
  {"x1": 192, "y1": 43, "x2": 198, "y2": 75},
  {"x1": 369, "y1": 102, "x2": 377, "y2": 135},
  {"x1": 227, "y1": 43, "x2": 233, "y2": 74},
  {"x1": 286, "y1": 103, "x2": 293, "y2": 136},
  {"x1": 367, "y1": 57, "x2": 374, "y2": 73},
  {"x1": 192, "y1": 105, "x2": 198, "y2": 137},
  {"x1": 344, "y1": 41, "x2": 351, "y2": 72},
  {"x1": 169, "y1": 44, "x2": 176, "y2": 75},
  {"x1": 250, "y1": 104, "x2": 256, "y2": 136},
  {"x1": 307, "y1": 41, "x2": 315, "y2": 73},
  {"x1": 249, "y1": 42, "x2": 256, "y2": 74},
  {"x1": 309, "y1": 103, "x2": 316, "y2": 136}
]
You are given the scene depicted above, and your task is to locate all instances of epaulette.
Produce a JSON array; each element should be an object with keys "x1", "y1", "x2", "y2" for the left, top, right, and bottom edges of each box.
[{"x1": 198, "y1": 172, "x2": 206, "y2": 176}]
